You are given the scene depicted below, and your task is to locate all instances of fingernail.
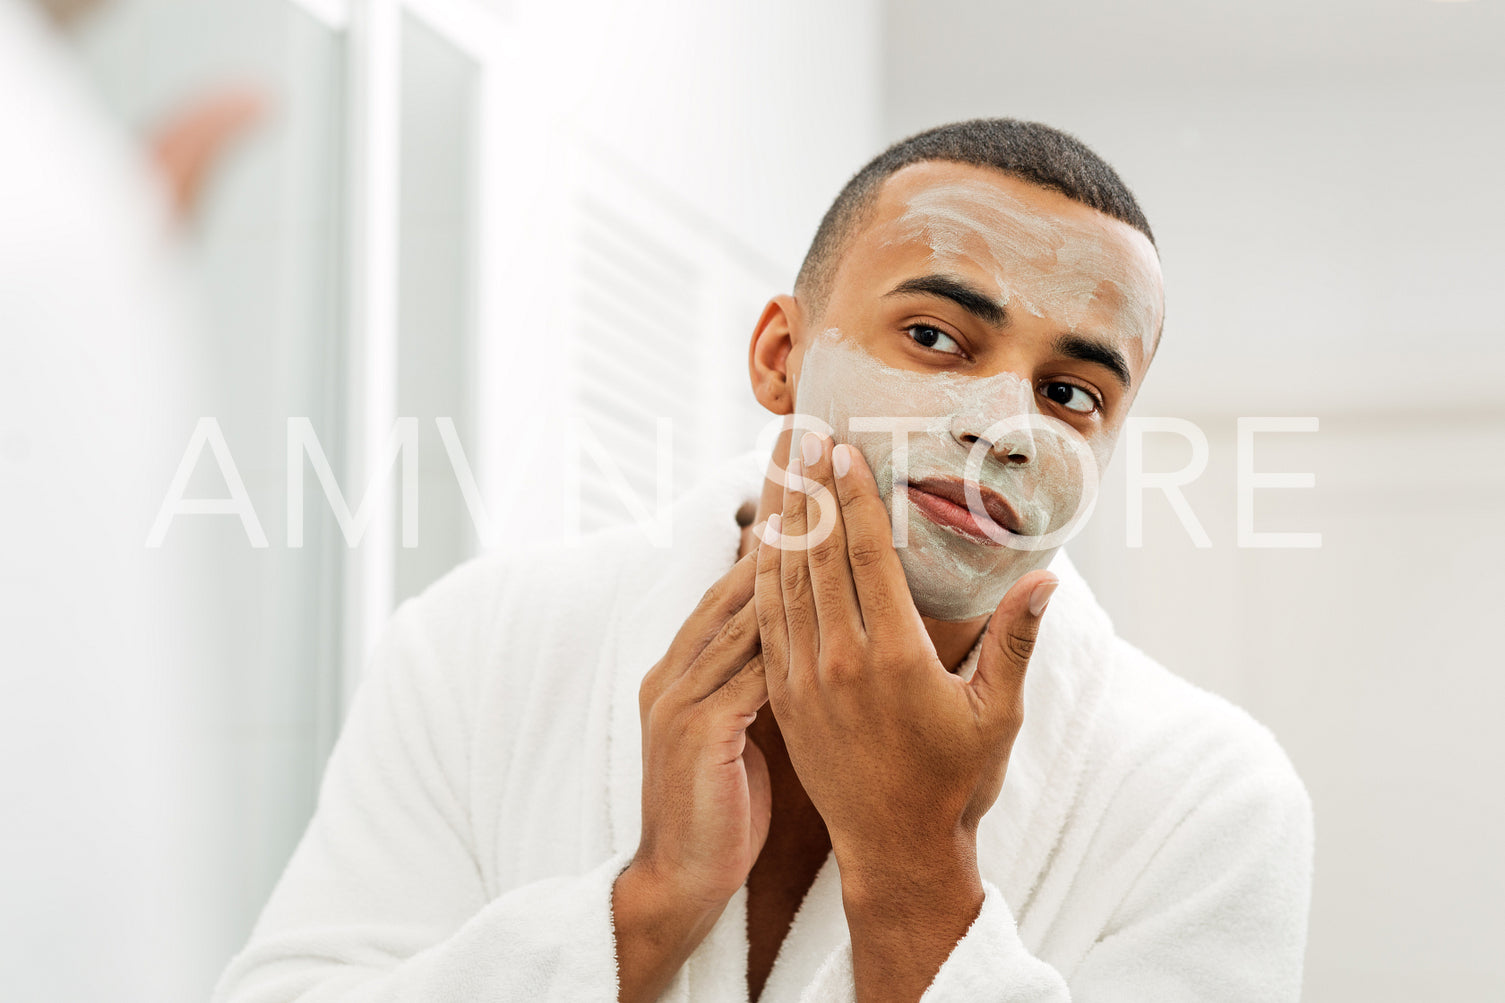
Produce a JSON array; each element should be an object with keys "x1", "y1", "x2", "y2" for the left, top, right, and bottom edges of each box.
[
  {"x1": 765, "y1": 513, "x2": 782, "y2": 543},
  {"x1": 788, "y1": 454, "x2": 802, "y2": 479},
  {"x1": 1028, "y1": 579, "x2": 1059, "y2": 617},
  {"x1": 801, "y1": 431, "x2": 822, "y2": 467},
  {"x1": 832, "y1": 443, "x2": 851, "y2": 478}
]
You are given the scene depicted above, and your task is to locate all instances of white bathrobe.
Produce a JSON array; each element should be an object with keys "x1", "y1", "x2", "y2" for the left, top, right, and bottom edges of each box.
[{"x1": 211, "y1": 447, "x2": 1314, "y2": 1003}]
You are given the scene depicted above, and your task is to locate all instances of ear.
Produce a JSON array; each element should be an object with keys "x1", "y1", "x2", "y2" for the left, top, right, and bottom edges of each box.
[{"x1": 748, "y1": 294, "x2": 803, "y2": 416}]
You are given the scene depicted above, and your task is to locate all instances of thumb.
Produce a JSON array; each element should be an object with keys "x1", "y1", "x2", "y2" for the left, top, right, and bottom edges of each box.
[{"x1": 970, "y1": 571, "x2": 1059, "y2": 721}]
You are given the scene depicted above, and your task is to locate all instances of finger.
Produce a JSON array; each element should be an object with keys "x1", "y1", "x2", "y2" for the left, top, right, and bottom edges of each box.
[
  {"x1": 670, "y1": 548, "x2": 759, "y2": 668},
  {"x1": 795, "y1": 432, "x2": 862, "y2": 645},
  {"x1": 970, "y1": 570, "x2": 1059, "y2": 730},
  {"x1": 703, "y1": 652, "x2": 770, "y2": 720},
  {"x1": 830, "y1": 443, "x2": 925, "y2": 639},
  {"x1": 779, "y1": 453, "x2": 819, "y2": 670},
  {"x1": 681, "y1": 597, "x2": 761, "y2": 702},
  {"x1": 754, "y1": 513, "x2": 790, "y2": 697}
]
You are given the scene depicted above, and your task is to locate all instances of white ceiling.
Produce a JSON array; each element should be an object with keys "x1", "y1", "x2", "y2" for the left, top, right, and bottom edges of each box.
[{"x1": 884, "y1": 0, "x2": 1503, "y2": 96}]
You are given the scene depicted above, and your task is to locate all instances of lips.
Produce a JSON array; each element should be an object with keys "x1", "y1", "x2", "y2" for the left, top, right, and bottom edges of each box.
[{"x1": 905, "y1": 476, "x2": 1024, "y2": 542}]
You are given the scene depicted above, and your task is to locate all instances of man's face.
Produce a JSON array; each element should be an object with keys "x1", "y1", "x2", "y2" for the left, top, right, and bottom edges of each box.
[{"x1": 785, "y1": 161, "x2": 1164, "y2": 620}]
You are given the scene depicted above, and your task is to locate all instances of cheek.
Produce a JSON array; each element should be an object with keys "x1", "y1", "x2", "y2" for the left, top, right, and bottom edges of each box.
[
  {"x1": 795, "y1": 330, "x2": 1111, "y2": 530},
  {"x1": 1023, "y1": 436, "x2": 1085, "y2": 507},
  {"x1": 792, "y1": 332, "x2": 935, "y2": 445},
  {"x1": 1022, "y1": 428, "x2": 1113, "y2": 533}
]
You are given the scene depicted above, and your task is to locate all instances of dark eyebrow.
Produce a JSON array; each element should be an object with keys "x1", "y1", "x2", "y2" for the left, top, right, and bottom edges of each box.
[
  {"x1": 1053, "y1": 333, "x2": 1132, "y2": 392},
  {"x1": 884, "y1": 272, "x2": 1134, "y2": 391},
  {"x1": 882, "y1": 273, "x2": 1007, "y2": 328}
]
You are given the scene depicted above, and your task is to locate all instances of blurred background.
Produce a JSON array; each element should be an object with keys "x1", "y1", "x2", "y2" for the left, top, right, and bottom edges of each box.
[{"x1": 2, "y1": 0, "x2": 1501, "y2": 999}]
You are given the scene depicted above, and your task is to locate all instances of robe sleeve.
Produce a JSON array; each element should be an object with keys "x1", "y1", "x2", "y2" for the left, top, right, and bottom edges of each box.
[
  {"x1": 210, "y1": 574, "x2": 633, "y2": 1003},
  {"x1": 796, "y1": 739, "x2": 1314, "y2": 1003}
]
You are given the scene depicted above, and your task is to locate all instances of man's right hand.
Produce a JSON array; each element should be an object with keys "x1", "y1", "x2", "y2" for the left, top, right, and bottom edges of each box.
[{"x1": 613, "y1": 545, "x2": 772, "y2": 1002}]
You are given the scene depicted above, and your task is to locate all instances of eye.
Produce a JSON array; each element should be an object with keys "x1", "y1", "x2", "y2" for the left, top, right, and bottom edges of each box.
[
  {"x1": 904, "y1": 323, "x2": 965, "y2": 357},
  {"x1": 1041, "y1": 381, "x2": 1102, "y2": 415}
]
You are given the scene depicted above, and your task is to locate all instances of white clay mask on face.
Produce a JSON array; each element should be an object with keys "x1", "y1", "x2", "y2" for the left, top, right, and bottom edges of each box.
[
  {"x1": 792, "y1": 327, "x2": 1100, "y2": 621},
  {"x1": 878, "y1": 179, "x2": 1163, "y2": 362}
]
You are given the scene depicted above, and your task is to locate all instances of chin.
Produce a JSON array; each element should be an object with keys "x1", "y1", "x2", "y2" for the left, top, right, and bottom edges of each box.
[{"x1": 898, "y1": 531, "x2": 1060, "y2": 622}]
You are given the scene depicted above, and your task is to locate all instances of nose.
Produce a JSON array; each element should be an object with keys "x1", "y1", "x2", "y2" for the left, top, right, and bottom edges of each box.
[
  {"x1": 949, "y1": 377, "x2": 1037, "y2": 466},
  {"x1": 954, "y1": 424, "x2": 1036, "y2": 465}
]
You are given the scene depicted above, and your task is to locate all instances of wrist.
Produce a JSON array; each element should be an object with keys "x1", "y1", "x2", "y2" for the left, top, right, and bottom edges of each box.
[
  {"x1": 837, "y1": 837, "x2": 986, "y2": 1003},
  {"x1": 614, "y1": 856, "x2": 727, "y2": 948},
  {"x1": 613, "y1": 859, "x2": 727, "y2": 1003},
  {"x1": 835, "y1": 828, "x2": 983, "y2": 923}
]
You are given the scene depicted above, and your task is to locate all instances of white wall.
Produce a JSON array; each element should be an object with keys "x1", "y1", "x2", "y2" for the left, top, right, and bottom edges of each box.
[
  {"x1": 884, "y1": 1, "x2": 1505, "y2": 999},
  {"x1": 73, "y1": 0, "x2": 349, "y2": 988},
  {"x1": 463, "y1": 0, "x2": 882, "y2": 554},
  {"x1": 62, "y1": 0, "x2": 881, "y2": 995},
  {"x1": 0, "y1": 3, "x2": 230, "y2": 997}
]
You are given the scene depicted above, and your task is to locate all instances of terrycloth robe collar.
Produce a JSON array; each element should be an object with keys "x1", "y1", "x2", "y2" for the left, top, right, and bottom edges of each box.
[{"x1": 601, "y1": 446, "x2": 1117, "y2": 1000}]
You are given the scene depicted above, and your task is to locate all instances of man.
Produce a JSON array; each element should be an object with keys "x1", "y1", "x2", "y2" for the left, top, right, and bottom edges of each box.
[{"x1": 213, "y1": 119, "x2": 1313, "y2": 1002}]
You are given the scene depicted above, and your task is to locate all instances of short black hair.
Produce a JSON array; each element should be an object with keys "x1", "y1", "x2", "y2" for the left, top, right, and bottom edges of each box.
[{"x1": 794, "y1": 117, "x2": 1158, "y2": 330}]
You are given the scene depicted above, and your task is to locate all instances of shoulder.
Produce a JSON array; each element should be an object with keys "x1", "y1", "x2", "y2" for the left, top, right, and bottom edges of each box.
[
  {"x1": 399, "y1": 525, "x2": 644, "y2": 630},
  {"x1": 393, "y1": 447, "x2": 769, "y2": 676},
  {"x1": 402, "y1": 442, "x2": 760, "y2": 628},
  {"x1": 1090, "y1": 636, "x2": 1313, "y2": 842},
  {"x1": 1071, "y1": 640, "x2": 1316, "y2": 967},
  {"x1": 377, "y1": 522, "x2": 663, "y2": 701}
]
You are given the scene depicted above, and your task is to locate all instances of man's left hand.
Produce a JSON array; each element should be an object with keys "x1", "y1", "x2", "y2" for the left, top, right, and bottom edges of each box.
[{"x1": 753, "y1": 430, "x2": 1059, "y2": 885}]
